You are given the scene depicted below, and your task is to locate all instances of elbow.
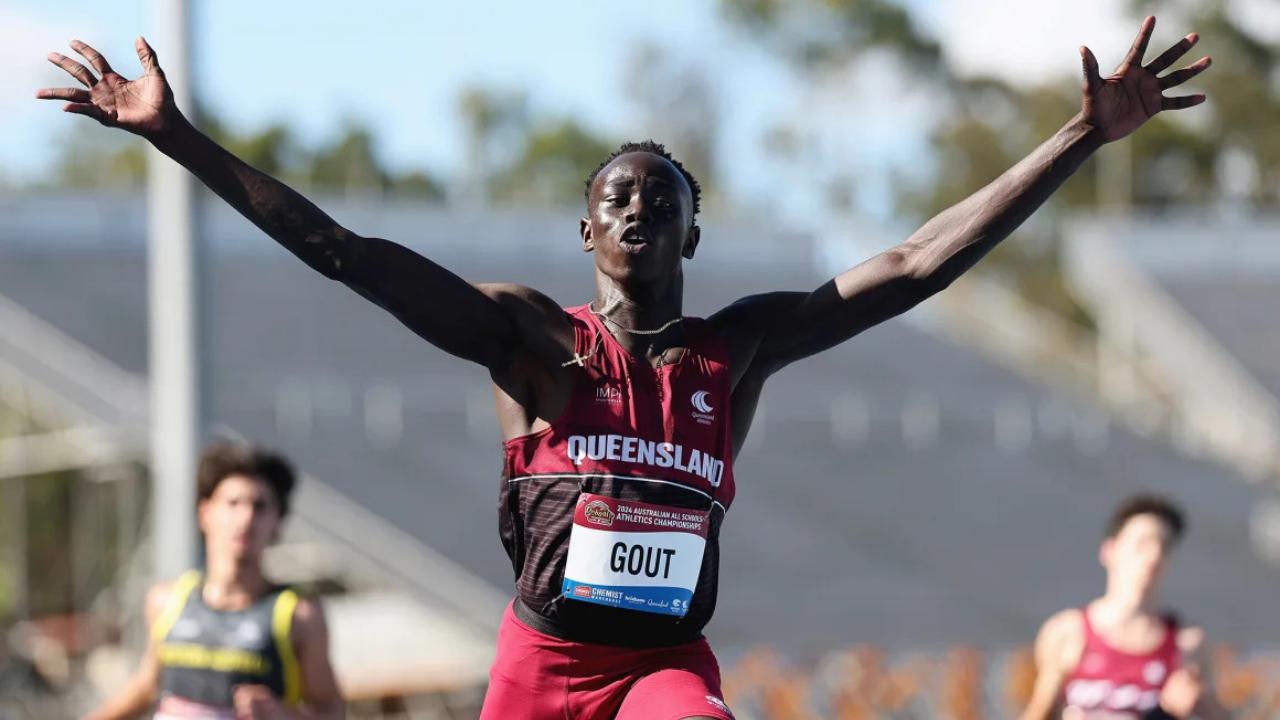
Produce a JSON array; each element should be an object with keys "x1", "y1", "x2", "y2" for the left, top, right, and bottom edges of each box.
[
  {"x1": 891, "y1": 243, "x2": 955, "y2": 300},
  {"x1": 302, "y1": 227, "x2": 364, "y2": 282}
]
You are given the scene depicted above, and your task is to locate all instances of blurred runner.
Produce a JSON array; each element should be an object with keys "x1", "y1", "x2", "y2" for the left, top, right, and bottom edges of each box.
[
  {"x1": 82, "y1": 443, "x2": 342, "y2": 720},
  {"x1": 1020, "y1": 494, "x2": 1229, "y2": 720}
]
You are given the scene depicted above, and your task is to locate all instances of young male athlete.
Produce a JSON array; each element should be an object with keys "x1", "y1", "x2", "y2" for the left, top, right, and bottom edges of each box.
[
  {"x1": 82, "y1": 444, "x2": 343, "y2": 720},
  {"x1": 40, "y1": 17, "x2": 1211, "y2": 720},
  {"x1": 1020, "y1": 495, "x2": 1229, "y2": 720}
]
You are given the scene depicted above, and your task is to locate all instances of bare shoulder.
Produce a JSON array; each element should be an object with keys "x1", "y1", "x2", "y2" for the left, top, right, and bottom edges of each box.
[
  {"x1": 708, "y1": 291, "x2": 808, "y2": 374},
  {"x1": 143, "y1": 579, "x2": 178, "y2": 625},
  {"x1": 478, "y1": 283, "x2": 572, "y2": 340},
  {"x1": 288, "y1": 594, "x2": 330, "y2": 649},
  {"x1": 291, "y1": 594, "x2": 328, "y2": 629},
  {"x1": 1038, "y1": 608, "x2": 1086, "y2": 666},
  {"x1": 1176, "y1": 623, "x2": 1207, "y2": 655},
  {"x1": 475, "y1": 283, "x2": 564, "y2": 316},
  {"x1": 707, "y1": 291, "x2": 806, "y2": 330}
]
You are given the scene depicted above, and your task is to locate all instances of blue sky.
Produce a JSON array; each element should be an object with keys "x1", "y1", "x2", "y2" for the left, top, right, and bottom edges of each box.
[
  {"x1": 5, "y1": 0, "x2": 1246, "y2": 220},
  {"x1": 7, "y1": 1, "x2": 785, "y2": 187}
]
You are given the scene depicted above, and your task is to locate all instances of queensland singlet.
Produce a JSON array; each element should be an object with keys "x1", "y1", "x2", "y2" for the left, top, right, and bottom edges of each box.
[
  {"x1": 499, "y1": 305, "x2": 737, "y2": 647},
  {"x1": 1062, "y1": 610, "x2": 1181, "y2": 719}
]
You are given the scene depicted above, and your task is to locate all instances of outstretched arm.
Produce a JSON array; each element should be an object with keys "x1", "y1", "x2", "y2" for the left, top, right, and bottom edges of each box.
[
  {"x1": 36, "y1": 38, "x2": 570, "y2": 371},
  {"x1": 726, "y1": 17, "x2": 1210, "y2": 375}
]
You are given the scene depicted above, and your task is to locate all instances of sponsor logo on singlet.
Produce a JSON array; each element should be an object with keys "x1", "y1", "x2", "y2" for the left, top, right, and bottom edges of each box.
[
  {"x1": 691, "y1": 390, "x2": 715, "y2": 425},
  {"x1": 231, "y1": 620, "x2": 264, "y2": 647},
  {"x1": 1065, "y1": 679, "x2": 1160, "y2": 713},
  {"x1": 595, "y1": 383, "x2": 623, "y2": 404},
  {"x1": 566, "y1": 434, "x2": 725, "y2": 487}
]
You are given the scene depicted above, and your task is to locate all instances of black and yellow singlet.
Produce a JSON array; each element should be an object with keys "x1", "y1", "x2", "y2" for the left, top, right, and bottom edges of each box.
[{"x1": 150, "y1": 571, "x2": 302, "y2": 718}]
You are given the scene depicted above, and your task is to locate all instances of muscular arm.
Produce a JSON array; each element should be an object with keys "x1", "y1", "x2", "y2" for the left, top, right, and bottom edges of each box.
[
  {"x1": 38, "y1": 38, "x2": 572, "y2": 372},
  {"x1": 734, "y1": 116, "x2": 1100, "y2": 375},
  {"x1": 150, "y1": 118, "x2": 558, "y2": 369},
  {"x1": 718, "y1": 18, "x2": 1209, "y2": 377}
]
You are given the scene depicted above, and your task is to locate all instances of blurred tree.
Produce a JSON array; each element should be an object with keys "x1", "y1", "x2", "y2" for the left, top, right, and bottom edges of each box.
[
  {"x1": 457, "y1": 86, "x2": 530, "y2": 204},
  {"x1": 722, "y1": 0, "x2": 942, "y2": 74},
  {"x1": 624, "y1": 44, "x2": 719, "y2": 208},
  {"x1": 306, "y1": 124, "x2": 386, "y2": 194},
  {"x1": 721, "y1": 0, "x2": 1278, "y2": 317},
  {"x1": 44, "y1": 111, "x2": 445, "y2": 201},
  {"x1": 457, "y1": 86, "x2": 616, "y2": 206},
  {"x1": 50, "y1": 132, "x2": 147, "y2": 190},
  {"x1": 489, "y1": 119, "x2": 617, "y2": 205}
]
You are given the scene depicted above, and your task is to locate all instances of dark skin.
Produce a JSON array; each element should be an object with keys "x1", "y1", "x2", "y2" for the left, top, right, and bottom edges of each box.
[{"x1": 36, "y1": 23, "x2": 1208, "y2": 457}]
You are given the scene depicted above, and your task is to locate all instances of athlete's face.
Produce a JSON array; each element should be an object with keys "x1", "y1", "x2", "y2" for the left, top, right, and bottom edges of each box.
[
  {"x1": 198, "y1": 474, "x2": 281, "y2": 561},
  {"x1": 580, "y1": 152, "x2": 699, "y2": 285},
  {"x1": 1101, "y1": 513, "x2": 1175, "y2": 590}
]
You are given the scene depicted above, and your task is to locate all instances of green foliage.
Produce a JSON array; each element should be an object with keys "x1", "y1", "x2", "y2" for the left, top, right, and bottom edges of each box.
[
  {"x1": 489, "y1": 119, "x2": 617, "y2": 205},
  {"x1": 722, "y1": 0, "x2": 1279, "y2": 316},
  {"x1": 43, "y1": 113, "x2": 445, "y2": 201}
]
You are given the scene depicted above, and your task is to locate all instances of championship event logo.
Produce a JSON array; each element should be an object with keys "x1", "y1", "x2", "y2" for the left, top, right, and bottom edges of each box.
[{"x1": 583, "y1": 500, "x2": 616, "y2": 526}]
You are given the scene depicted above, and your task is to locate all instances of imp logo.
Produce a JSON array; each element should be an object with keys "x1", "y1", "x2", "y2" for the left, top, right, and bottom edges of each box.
[
  {"x1": 595, "y1": 383, "x2": 623, "y2": 404},
  {"x1": 583, "y1": 500, "x2": 616, "y2": 527},
  {"x1": 691, "y1": 390, "x2": 715, "y2": 425}
]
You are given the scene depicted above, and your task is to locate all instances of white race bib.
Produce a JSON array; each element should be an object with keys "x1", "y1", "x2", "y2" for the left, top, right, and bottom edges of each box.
[{"x1": 561, "y1": 493, "x2": 709, "y2": 617}]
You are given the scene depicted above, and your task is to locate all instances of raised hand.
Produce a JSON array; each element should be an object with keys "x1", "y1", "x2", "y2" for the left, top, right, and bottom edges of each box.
[
  {"x1": 36, "y1": 37, "x2": 179, "y2": 137},
  {"x1": 1079, "y1": 16, "x2": 1212, "y2": 143}
]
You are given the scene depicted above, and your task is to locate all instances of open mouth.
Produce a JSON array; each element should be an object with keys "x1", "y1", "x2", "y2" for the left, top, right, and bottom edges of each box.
[{"x1": 619, "y1": 226, "x2": 651, "y2": 254}]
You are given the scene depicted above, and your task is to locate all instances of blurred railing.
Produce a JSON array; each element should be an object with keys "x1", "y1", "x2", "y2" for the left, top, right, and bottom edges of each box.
[{"x1": 1064, "y1": 219, "x2": 1280, "y2": 483}]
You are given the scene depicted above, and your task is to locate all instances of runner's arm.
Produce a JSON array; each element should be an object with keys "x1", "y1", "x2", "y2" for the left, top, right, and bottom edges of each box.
[
  {"x1": 1179, "y1": 627, "x2": 1232, "y2": 720},
  {"x1": 37, "y1": 38, "x2": 568, "y2": 371},
  {"x1": 80, "y1": 583, "x2": 170, "y2": 720},
  {"x1": 726, "y1": 115, "x2": 1102, "y2": 376},
  {"x1": 1020, "y1": 612, "x2": 1073, "y2": 720},
  {"x1": 722, "y1": 19, "x2": 1210, "y2": 376},
  {"x1": 287, "y1": 597, "x2": 344, "y2": 719},
  {"x1": 150, "y1": 119, "x2": 561, "y2": 369}
]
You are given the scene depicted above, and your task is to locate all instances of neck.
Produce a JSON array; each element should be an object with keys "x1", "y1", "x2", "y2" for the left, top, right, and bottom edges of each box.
[
  {"x1": 202, "y1": 551, "x2": 267, "y2": 608},
  {"x1": 592, "y1": 269, "x2": 685, "y2": 359},
  {"x1": 1096, "y1": 577, "x2": 1159, "y2": 621}
]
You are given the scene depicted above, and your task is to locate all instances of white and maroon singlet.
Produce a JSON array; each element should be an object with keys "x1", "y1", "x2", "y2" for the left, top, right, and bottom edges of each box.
[{"x1": 499, "y1": 304, "x2": 737, "y2": 647}]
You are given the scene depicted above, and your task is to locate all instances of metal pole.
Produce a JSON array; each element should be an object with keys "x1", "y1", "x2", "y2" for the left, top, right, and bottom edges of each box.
[{"x1": 148, "y1": 0, "x2": 200, "y2": 581}]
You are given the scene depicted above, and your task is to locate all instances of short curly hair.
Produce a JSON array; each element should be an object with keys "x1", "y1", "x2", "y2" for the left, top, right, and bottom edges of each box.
[
  {"x1": 583, "y1": 140, "x2": 702, "y2": 221},
  {"x1": 197, "y1": 442, "x2": 297, "y2": 518}
]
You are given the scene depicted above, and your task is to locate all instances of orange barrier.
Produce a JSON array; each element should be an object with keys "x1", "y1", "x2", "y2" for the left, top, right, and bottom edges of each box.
[{"x1": 721, "y1": 644, "x2": 1280, "y2": 719}]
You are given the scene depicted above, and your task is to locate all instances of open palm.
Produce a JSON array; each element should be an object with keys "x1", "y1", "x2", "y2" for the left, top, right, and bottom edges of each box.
[
  {"x1": 36, "y1": 37, "x2": 176, "y2": 137},
  {"x1": 1080, "y1": 16, "x2": 1211, "y2": 142}
]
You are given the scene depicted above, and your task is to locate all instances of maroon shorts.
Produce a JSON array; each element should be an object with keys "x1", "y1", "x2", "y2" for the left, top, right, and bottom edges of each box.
[{"x1": 479, "y1": 602, "x2": 735, "y2": 720}]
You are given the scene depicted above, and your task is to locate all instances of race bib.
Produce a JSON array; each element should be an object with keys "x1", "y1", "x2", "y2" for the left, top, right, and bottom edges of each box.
[{"x1": 561, "y1": 493, "x2": 709, "y2": 617}]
